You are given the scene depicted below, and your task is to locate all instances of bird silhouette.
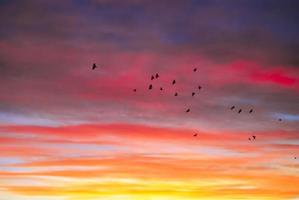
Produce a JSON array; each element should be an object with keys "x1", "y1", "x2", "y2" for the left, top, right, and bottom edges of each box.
[
  {"x1": 151, "y1": 75, "x2": 154, "y2": 80},
  {"x1": 249, "y1": 109, "x2": 253, "y2": 113},
  {"x1": 160, "y1": 87, "x2": 163, "y2": 91},
  {"x1": 193, "y1": 133, "x2": 198, "y2": 137},
  {"x1": 253, "y1": 135, "x2": 256, "y2": 140},
  {"x1": 295, "y1": 157, "x2": 297, "y2": 159},
  {"x1": 186, "y1": 108, "x2": 190, "y2": 113},
  {"x1": 279, "y1": 118, "x2": 282, "y2": 121},
  {"x1": 230, "y1": 106, "x2": 235, "y2": 110},
  {"x1": 248, "y1": 138, "x2": 251, "y2": 141},
  {"x1": 192, "y1": 92, "x2": 195, "y2": 96},
  {"x1": 198, "y1": 86, "x2": 202, "y2": 90},
  {"x1": 148, "y1": 84, "x2": 153, "y2": 90},
  {"x1": 238, "y1": 109, "x2": 242, "y2": 113},
  {"x1": 193, "y1": 68, "x2": 197, "y2": 72},
  {"x1": 92, "y1": 63, "x2": 97, "y2": 70},
  {"x1": 174, "y1": 92, "x2": 178, "y2": 96},
  {"x1": 133, "y1": 89, "x2": 137, "y2": 92},
  {"x1": 155, "y1": 73, "x2": 159, "y2": 79},
  {"x1": 172, "y1": 80, "x2": 176, "y2": 85}
]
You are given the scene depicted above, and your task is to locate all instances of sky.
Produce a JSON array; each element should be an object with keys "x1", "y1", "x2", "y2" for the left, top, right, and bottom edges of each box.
[{"x1": 0, "y1": 0, "x2": 299, "y2": 199}]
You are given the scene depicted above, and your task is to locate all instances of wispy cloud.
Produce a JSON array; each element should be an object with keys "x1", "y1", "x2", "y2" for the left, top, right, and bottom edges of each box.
[{"x1": 0, "y1": 0, "x2": 298, "y2": 199}]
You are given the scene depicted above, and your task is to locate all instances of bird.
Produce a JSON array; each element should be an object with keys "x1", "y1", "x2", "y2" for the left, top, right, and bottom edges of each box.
[
  {"x1": 279, "y1": 118, "x2": 282, "y2": 121},
  {"x1": 198, "y1": 86, "x2": 202, "y2": 90},
  {"x1": 252, "y1": 135, "x2": 256, "y2": 140},
  {"x1": 151, "y1": 75, "x2": 154, "y2": 80},
  {"x1": 172, "y1": 80, "x2": 176, "y2": 85},
  {"x1": 193, "y1": 133, "x2": 198, "y2": 137},
  {"x1": 238, "y1": 109, "x2": 242, "y2": 113},
  {"x1": 193, "y1": 68, "x2": 197, "y2": 72},
  {"x1": 133, "y1": 89, "x2": 137, "y2": 92},
  {"x1": 92, "y1": 63, "x2": 97, "y2": 70},
  {"x1": 249, "y1": 109, "x2": 253, "y2": 113},
  {"x1": 148, "y1": 84, "x2": 153, "y2": 90},
  {"x1": 186, "y1": 108, "x2": 190, "y2": 113},
  {"x1": 155, "y1": 73, "x2": 159, "y2": 79},
  {"x1": 295, "y1": 157, "x2": 297, "y2": 159},
  {"x1": 230, "y1": 106, "x2": 235, "y2": 110},
  {"x1": 160, "y1": 87, "x2": 163, "y2": 91},
  {"x1": 174, "y1": 92, "x2": 178, "y2": 96},
  {"x1": 192, "y1": 92, "x2": 195, "y2": 96},
  {"x1": 248, "y1": 138, "x2": 251, "y2": 141}
]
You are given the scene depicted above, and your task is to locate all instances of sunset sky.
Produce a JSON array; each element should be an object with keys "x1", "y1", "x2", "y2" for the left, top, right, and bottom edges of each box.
[{"x1": 0, "y1": 0, "x2": 299, "y2": 199}]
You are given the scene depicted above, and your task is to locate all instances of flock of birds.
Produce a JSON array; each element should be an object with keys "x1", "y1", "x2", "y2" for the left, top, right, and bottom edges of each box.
[
  {"x1": 133, "y1": 68, "x2": 201, "y2": 114},
  {"x1": 230, "y1": 106, "x2": 253, "y2": 114},
  {"x1": 91, "y1": 63, "x2": 295, "y2": 159}
]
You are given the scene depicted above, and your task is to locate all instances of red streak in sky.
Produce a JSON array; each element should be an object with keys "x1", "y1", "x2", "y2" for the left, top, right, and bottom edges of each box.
[{"x1": 251, "y1": 71, "x2": 296, "y2": 86}]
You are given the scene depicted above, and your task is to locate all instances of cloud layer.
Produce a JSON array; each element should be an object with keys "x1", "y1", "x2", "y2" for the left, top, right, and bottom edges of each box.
[{"x1": 0, "y1": 0, "x2": 298, "y2": 199}]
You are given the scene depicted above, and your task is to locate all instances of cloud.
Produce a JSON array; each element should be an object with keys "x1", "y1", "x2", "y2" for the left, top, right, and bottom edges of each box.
[{"x1": 0, "y1": 1, "x2": 299, "y2": 199}]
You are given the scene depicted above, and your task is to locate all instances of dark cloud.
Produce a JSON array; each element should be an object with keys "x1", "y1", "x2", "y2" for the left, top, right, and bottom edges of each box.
[{"x1": 0, "y1": 0, "x2": 298, "y2": 132}]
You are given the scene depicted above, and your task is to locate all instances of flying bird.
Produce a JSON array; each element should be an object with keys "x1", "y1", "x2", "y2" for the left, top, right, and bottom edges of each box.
[
  {"x1": 238, "y1": 109, "x2": 242, "y2": 114},
  {"x1": 193, "y1": 68, "x2": 197, "y2": 72},
  {"x1": 172, "y1": 80, "x2": 176, "y2": 85},
  {"x1": 253, "y1": 135, "x2": 256, "y2": 140},
  {"x1": 160, "y1": 87, "x2": 163, "y2": 91},
  {"x1": 192, "y1": 92, "x2": 195, "y2": 96},
  {"x1": 148, "y1": 84, "x2": 153, "y2": 90},
  {"x1": 151, "y1": 75, "x2": 154, "y2": 80},
  {"x1": 193, "y1": 133, "x2": 198, "y2": 137},
  {"x1": 186, "y1": 108, "x2": 190, "y2": 113},
  {"x1": 133, "y1": 89, "x2": 137, "y2": 92},
  {"x1": 249, "y1": 109, "x2": 253, "y2": 113},
  {"x1": 198, "y1": 86, "x2": 202, "y2": 90},
  {"x1": 174, "y1": 92, "x2": 178, "y2": 96},
  {"x1": 92, "y1": 63, "x2": 97, "y2": 70},
  {"x1": 248, "y1": 138, "x2": 251, "y2": 141},
  {"x1": 279, "y1": 118, "x2": 282, "y2": 121},
  {"x1": 230, "y1": 106, "x2": 235, "y2": 110},
  {"x1": 155, "y1": 73, "x2": 159, "y2": 79},
  {"x1": 295, "y1": 157, "x2": 297, "y2": 159}
]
